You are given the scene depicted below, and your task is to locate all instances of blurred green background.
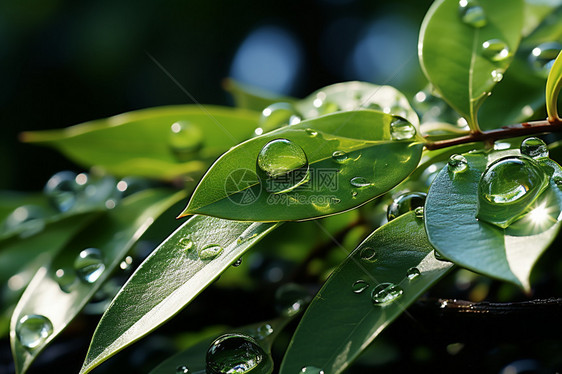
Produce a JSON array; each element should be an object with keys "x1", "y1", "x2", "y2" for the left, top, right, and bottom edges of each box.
[{"x1": 1, "y1": 0, "x2": 433, "y2": 191}]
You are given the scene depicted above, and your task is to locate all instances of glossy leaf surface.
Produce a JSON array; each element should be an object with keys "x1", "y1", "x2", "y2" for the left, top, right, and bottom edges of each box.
[{"x1": 546, "y1": 50, "x2": 562, "y2": 121}]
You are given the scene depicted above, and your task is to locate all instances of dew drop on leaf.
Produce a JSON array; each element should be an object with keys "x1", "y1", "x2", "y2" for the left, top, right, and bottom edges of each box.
[
  {"x1": 74, "y1": 248, "x2": 105, "y2": 283},
  {"x1": 406, "y1": 267, "x2": 421, "y2": 280},
  {"x1": 300, "y1": 366, "x2": 325, "y2": 374},
  {"x1": 458, "y1": 0, "x2": 487, "y2": 28},
  {"x1": 44, "y1": 171, "x2": 79, "y2": 212},
  {"x1": 448, "y1": 154, "x2": 468, "y2": 174},
  {"x1": 360, "y1": 247, "x2": 377, "y2": 262},
  {"x1": 176, "y1": 365, "x2": 189, "y2": 374},
  {"x1": 169, "y1": 121, "x2": 203, "y2": 161},
  {"x1": 274, "y1": 283, "x2": 310, "y2": 317},
  {"x1": 16, "y1": 314, "x2": 53, "y2": 349},
  {"x1": 481, "y1": 39, "x2": 510, "y2": 62},
  {"x1": 371, "y1": 283, "x2": 403, "y2": 305},
  {"x1": 256, "y1": 323, "x2": 273, "y2": 339},
  {"x1": 390, "y1": 116, "x2": 416, "y2": 140},
  {"x1": 331, "y1": 150, "x2": 349, "y2": 163},
  {"x1": 206, "y1": 333, "x2": 266, "y2": 374},
  {"x1": 350, "y1": 176, "x2": 372, "y2": 188},
  {"x1": 305, "y1": 128, "x2": 319, "y2": 137},
  {"x1": 179, "y1": 237, "x2": 194, "y2": 252},
  {"x1": 256, "y1": 138, "x2": 310, "y2": 194},
  {"x1": 351, "y1": 280, "x2": 370, "y2": 294},
  {"x1": 477, "y1": 156, "x2": 549, "y2": 228},
  {"x1": 387, "y1": 192, "x2": 427, "y2": 221},
  {"x1": 54, "y1": 268, "x2": 76, "y2": 293},
  {"x1": 198, "y1": 244, "x2": 223, "y2": 260},
  {"x1": 414, "y1": 206, "x2": 424, "y2": 219},
  {"x1": 232, "y1": 258, "x2": 243, "y2": 267},
  {"x1": 520, "y1": 137, "x2": 549, "y2": 159},
  {"x1": 528, "y1": 42, "x2": 562, "y2": 78},
  {"x1": 491, "y1": 70, "x2": 503, "y2": 83}
]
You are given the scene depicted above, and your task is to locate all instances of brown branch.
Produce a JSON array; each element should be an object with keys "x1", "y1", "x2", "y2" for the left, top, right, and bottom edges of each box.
[{"x1": 425, "y1": 119, "x2": 562, "y2": 150}]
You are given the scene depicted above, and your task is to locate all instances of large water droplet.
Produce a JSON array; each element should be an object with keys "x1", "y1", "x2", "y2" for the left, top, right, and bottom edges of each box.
[
  {"x1": 477, "y1": 156, "x2": 549, "y2": 228},
  {"x1": 74, "y1": 248, "x2": 105, "y2": 283},
  {"x1": 332, "y1": 150, "x2": 349, "y2": 163},
  {"x1": 448, "y1": 154, "x2": 468, "y2": 174},
  {"x1": 300, "y1": 367, "x2": 325, "y2": 374},
  {"x1": 390, "y1": 117, "x2": 416, "y2": 140},
  {"x1": 520, "y1": 137, "x2": 549, "y2": 159},
  {"x1": 406, "y1": 267, "x2": 421, "y2": 280},
  {"x1": 258, "y1": 102, "x2": 299, "y2": 133},
  {"x1": 206, "y1": 333, "x2": 266, "y2": 374},
  {"x1": 257, "y1": 139, "x2": 310, "y2": 194},
  {"x1": 387, "y1": 192, "x2": 427, "y2": 221},
  {"x1": 371, "y1": 283, "x2": 403, "y2": 305},
  {"x1": 16, "y1": 314, "x2": 53, "y2": 349},
  {"x1": 176, "y1": 365, "x2": 190, "y2": 374},
  {"x1": 275, "y1": 283, "x2": 310, "y2": 316},
  {"x1": 169, "y1": 120, "x2": 204, "y2": 161},
  {"x1": 199, "y1": 244, "x2": 223, "y2": 260},
  {"x1": 350, "y1": 177, "x2": 372, "y2": 188},
  {"x1": 360, "y1": 247, "x2": 377, "y2": 262},
  {"x1": 528, "y1": 42, "x2": 562, "y2": 78},
  {"x1": 3, "y1": 205, "x2": 46, "y2": 238},
  {"x1": 482, "y1": 39, "x2": 510, "y2": 62},
  {"x1": 352, "y1": 280, "x2": 370, "y2": 294},
  {"x1": 458, "y1": 0, "x2": 487, "y2": 28},
  {"x1": 44, "y1": 171, "x2": 79, "y2": 212}
]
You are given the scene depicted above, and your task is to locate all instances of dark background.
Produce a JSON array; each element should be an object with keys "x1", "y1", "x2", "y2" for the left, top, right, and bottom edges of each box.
[{"x1": 1, "y1": 0, "x2": 433, "y2": 191}]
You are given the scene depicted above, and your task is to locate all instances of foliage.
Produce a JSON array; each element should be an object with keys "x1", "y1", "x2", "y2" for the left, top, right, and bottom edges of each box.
[{"x1": 3, "y1": 0, "x2": 562, "y2": 373}]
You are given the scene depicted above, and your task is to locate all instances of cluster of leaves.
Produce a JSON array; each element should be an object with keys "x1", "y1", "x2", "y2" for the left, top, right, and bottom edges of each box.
[{"x1": 3, "y1": 0, "x2": 562, "y2": 373}]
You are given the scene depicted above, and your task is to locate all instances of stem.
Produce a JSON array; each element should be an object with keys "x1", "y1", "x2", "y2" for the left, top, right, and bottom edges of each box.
[{"x1": 424, "y1": 118, "x2": 562, "y2": 151}]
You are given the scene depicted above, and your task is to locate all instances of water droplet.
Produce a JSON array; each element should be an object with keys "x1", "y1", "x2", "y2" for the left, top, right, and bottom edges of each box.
[
  {"x1": 387, "y1": 192, "x2": 427, "y2": 221},
  {"x1": 406, "y1": 267, "x2": 421, "y2": 280},
  {"x1": 300, "y1": 366, "x2": 325, "y2": 374},
  {"x1": 481, "y1": 39, "x2": 510, "y2": 62},
  {"x1": 350, "y1": 177, "x2": 372, "y2": 188},
  {"x1": 434, "y1": 251, "x2": 449, "y2": 262},
  {"x1": 520, "y1": 137, "x2": 549, "y2": 159},
  {"x1": 360, "y1": 247, "x2": 377, "y2": 262},
  {"x1": 257, "y1": 138, "x2": 310, "y2": 194},
  {"x1": 233, "y1": 258, "x2": 243, "y2": 267},
  {"x1": 352, "y1": 280, "x2": 370, "y2": 294},
  {"x1": 256, "y1": 323, "x2": 273, "y2": 339},
  {"x1": 352, "y1": 191, "x2": 358, "y2": 198},
  {"x1": 44, "y1": 171, "x2": 79, "y2": 212},
  {"x1": 554, "y1": 176, "x2": 562, "y2": 186},
  {"x1": 16, "y1": 314, "x2": 53, "y2": 349},
  {"x1": 119, "y1": 256, "x2": 133, "y2": 271},
  {"x1": 3, "y1": 205, "x2": 46, "y2": 238},
  {"x1": 258, "y1": 103, "x2": 298, "y2": 133},
  {"x1": 305, "y1": 128, "x2": 318, "y2": 137},
  {"x1": 176, "y1": 365, "x2": 190, "y2": 374},
  {"x1": 371, "y1": 283, "x2": 403, "y2": 305},
  {"x1": 332, "y1": 150, "x2": 349, "y2": 163},
  {"x1": 414, "y1": 206, "x2": 424, "y2": 218},
  {"x1": 528, "y1": 42, "x2": 562, "y2": 78},
  {"x1": 477, "y1": 156, "x2": 549, "y2": 228},
  {"x1": 491, "y1": 70, "x2": 503, "y2": 82},
  {"x1": 54, "y1": 268, "x2": 76, "y2": 293},
  {"x1": 390, "y1": 117, "x2": 416, "y2": 140},
  {"x1": 206, "y1": 333, "x2": 265, "y2": 374},
  {"x1": 180, "y1": 237, "x2": 194, "y2": 252},
  {"x1": 458, "y1": 0, "x2": 487, "y2": 28},
  {"x1": 74, "y1": 248, "x2": 105, "y2": 283},
  {"x1": 289, "y1": 115, "x2": 302, "y2": 125},
  {"x1": 169, "y1": 120, "x2": 203, "y2": 161},
  {"x1": 448, "y1": 154, "x2": 468, "y2": 174},
  {"x1": 275, "y1": 283, "x2": 310, "y2": 316},
  {"x1": 199, "y1": 244, "x2": 223, "y2": 260}
]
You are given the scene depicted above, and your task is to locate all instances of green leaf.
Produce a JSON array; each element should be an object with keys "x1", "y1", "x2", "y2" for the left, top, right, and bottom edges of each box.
[
  {"x1": 546, "y1": 50, "x2": 562, "y2": 121},
  {"x1": 149, "y1": 317, "x2": 291, "y2": 374},
  {"x1": 425, "y1": 150, "x2": 562, "y2": 291},
  {"x1": 10, "y1": 188, "x2": 184, "y2": 374},
  {"x1": 223, "y1": 78, "x2": 297, "y2": 112},
  {"x1": 80, "y1": 216, "x2": 278, "y2": 374},
  {"x1": 295, "y1": 81, "x2": 420, "y2": 128},
  {"x1": 181, "y1": 110, "x2": 424, "y2": 221},
  {"x1": 522, "y1": 0, "x2": 562, "y2": 37},
  {"x1": 21, "y1": 105, "x2": 259, "y2": 180},
  {"x1": 419, "y1": 0, "x2": 524, "y2": 131},
  {"x1": 279, "y1": 212, "x2": 453, "y2": 374}
]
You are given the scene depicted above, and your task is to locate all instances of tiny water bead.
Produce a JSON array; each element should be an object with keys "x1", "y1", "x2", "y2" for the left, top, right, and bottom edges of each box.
[
  {"x1": 232, "y1": 258, "x2": 243, "y2": 267},
  {"x1": 406, "y1": 267, "x2": 421, "y2": 280},
  {"x1": 275, "y1": 283, "x2": 310, "y2": 317},
  {"x1": 481, "y1": 39, "x2": 510, "y2": 62},
  {"x1": 528, "y1": 42, "x2": 562, "y2": 78},
  {"x1": 199, "y1": 244, "x2": 223, "y2": 260},
  {"x1": 256, "y1": 138, "x2": 310, "y2": 194},
  {"x1": 371, "y1": 283, "x2": 404, "y2": 305},
  {"x1": 390, "y1": 117, "x2": 416, "y2": 141},
  {"x1": 491, "y1": 70, "x2": 503, "y2": 83},
  {"x1": 332, "y1": 150, "x2": 349, "y2": 163},
  {"x1": 16, "y1": 314, "x2": 53, "y2": 349},
  {"x1": 256, "y1": 323, "x2": 273, "y2": 339},
  {"x1": 360, "y1": 247, "x2": 377, "y2": 262},
  {"x1": 414, "y1": 206, "x2": 424, "y2": 219},
  {"x1": 458, "y1": 0, "x2": 487, "y2": 28},
  {"x1": 206, "y1": 333, "x2": 266, "y2": 374},
  {"x1": 176, "y1": 365, "x2": 190, "y2": 374},
  {"x1": 300, "y1": 367, "x2": 325, "y2": 374},
  {"x1": 44, "y1": 171, "x2": 79, "y2": 212},
  {"x1": 74, "y1": 248, "x2": 105, "y2": 283},
  {"x1": 169, "y1": 120, "x2": 203, "y2": 160},
  {"x1": 179, "y1": 237, "x2": 194, "y2": 252},
  {"x1": 305, "y1": 128, "x2": 319, "y2": 137},
  {"x1": 477, "y1": 156, "x2": 549, "y2": 228},
  {"x1": 520, "y1": 137, "x2": 549, "y2": 159},
  {"x1": 258, "y1": 102, "x2": 299, "y2": 132},
  {"x1": 352, "y1": 280, "x2": 370, "y2": 294},
  {"x1": 386, "y1": 192, "x2": 427, "y2": 221},
  {"x1": 54, "y1": 268, "x2": 76, "y2": 293},
  {"x1": 350, "y1": 177, "x2": 372, "y2": 188},
  {"x1": 448, "y1": 154, "x2": 468, "y2": 174}
]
